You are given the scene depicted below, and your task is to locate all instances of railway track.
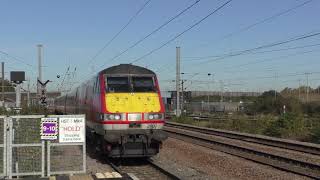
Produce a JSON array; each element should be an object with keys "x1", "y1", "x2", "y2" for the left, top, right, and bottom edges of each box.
[
  {"x1": 109, "y1": 158, "x2": 181, "y2": 180},
  {"x1": 165, "y1": 121, "x2": 320, "y2": 155},
  {"x1": 164, "y1": 121, "x2": 320, "y2": 179}
]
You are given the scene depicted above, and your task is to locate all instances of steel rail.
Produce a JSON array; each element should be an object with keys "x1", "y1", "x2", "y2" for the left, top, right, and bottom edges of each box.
[
  {"x1": 147, "y1": 159, "x2": 181, "y2": 180},
  {"x1": 164, "y1": 125, "x2": 320, "y2": 179},
  {"x1": 165, "y1": 121, "x2": 320, "y2": 155},
  {"x1": 109, "y1": 158, "x2": 181, "y2": 180}
]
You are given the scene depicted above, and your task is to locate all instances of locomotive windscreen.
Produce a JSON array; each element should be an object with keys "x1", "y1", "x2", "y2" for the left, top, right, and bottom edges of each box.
[
  {"x1": 106, "y1": 76, "x2": 156, "y2": 92},
  {"x1": 132, "y1": 77, "x2": 156, "y2": 92},
  {"x1": 107, "y1": 77, "x2": 130, "y2": 92}
]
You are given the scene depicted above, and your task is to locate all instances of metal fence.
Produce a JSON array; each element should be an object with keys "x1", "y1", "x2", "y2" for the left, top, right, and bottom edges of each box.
[
  {"x1": 0, "y1": 114, "x2": 86, "y2": 179},
  {"x1": 0, "y1": 116, "x2": 5, "y2": 178},
  {"x1": 184, "y1": 102, "x2": 240, "y2": 113},
  {"x1": 10, "y1": 115, "x2": 45, "y2": 178},
  {"x1": 47, "y1": 115, "x2": 86, "y2": 176}
]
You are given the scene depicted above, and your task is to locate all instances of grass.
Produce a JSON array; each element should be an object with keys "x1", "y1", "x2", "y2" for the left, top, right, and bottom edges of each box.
[{"x1": 171, "y1": 113, "x2": 320, "y2": 144}]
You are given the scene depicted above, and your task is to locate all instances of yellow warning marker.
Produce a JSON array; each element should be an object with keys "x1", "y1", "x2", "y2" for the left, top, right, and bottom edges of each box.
[
  {"x1": 95, "y1": 172, "x2": 106, "y2": 179},
  {"x1": 111, "y1": 172, "x2": 122, "y2": 178},
  {"x1": 49, "y1": 177, "x2": 56, "y2": 180},
  {"x1": 103, "y1": 172, "x2": 114, "y2": 178}
]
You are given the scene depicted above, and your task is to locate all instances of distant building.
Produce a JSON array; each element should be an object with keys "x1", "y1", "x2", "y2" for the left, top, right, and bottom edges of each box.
[
  {"x1": 190, "y1": 91, "x2": 262, "y2": 97},
  {"x1": 165, "y1": 90, "x2": 261, "y2": 113}
]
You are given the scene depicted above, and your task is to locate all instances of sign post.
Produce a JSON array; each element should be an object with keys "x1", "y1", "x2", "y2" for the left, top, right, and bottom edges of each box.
[
  {"x1": 38, "y1": 79, "x2": 51, "y2": 106},
  {"x1": 10, "y1": 71, "x2": 25, "y2": 112},
  {"x1": 59, "y1": 117, "x2": 85, "y2": 143},
  {"x1": 40, "y1": 118, "x2": 58, "y2": 140}
]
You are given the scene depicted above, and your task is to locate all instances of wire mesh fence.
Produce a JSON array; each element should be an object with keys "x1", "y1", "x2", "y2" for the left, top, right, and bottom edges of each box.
[
  {"x1": 12, "y1": 146, "x2": 42, "y2": 174},
  {"x1": 0, "y1": 115, "x2": 86, "y2": 179},
  {"x1": 183, "y1": 101, "x2": 239, "y2": 114},
  {"x1": 48, "y1": 144, "x2": 84, "y2": 173},
  {"x1": 10, "y1": 115, "x2": 45, "y2": 177},
  {"x1": 12, "y1": 117, "x2": 42, "y2": 144},
  {"x1": 47, "y1": 114, "x2": 86, "y2": 176}
]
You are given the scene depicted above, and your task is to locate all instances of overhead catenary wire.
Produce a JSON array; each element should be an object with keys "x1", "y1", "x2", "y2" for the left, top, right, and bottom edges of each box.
[
  {"x1": 225, "y1": 48, "x2": 320, "y2": 70},
  {"x1": 64, "y1": 67, "x2": 78, "y2": 92},
  {"x1": 0, "y1": 50, "x2": 35, "y2": 68},
  {"x1": 161, "y1": 71, "x2": 320, "y2": 85},
  {"x1": 57, "y1": 66, "x2": 70, "y2": 92},
  {"x1": 282, "y1": 78, "x2": 320, "y2": 83},
  {"x1": 157, "y1": 45, "x2": 320, "y2": 91},
  {"x1": 129, "y1": 0, "x2": 233, "y2": 64},
  {"x1": 97, "y1": 0, "x2": 202, "y2": 69},
  {"x1": 0, "y1": 50, "x2": 38, "y2": 85},
  {"x1": 196, "y1": 31, "x2": 320, "y2": 65},
  {"x1": 183, "y1": 42, "x2": 320, "y2": 61},
  {"x1": 87, "y1": 0, "x2": 152, "y2": 65},
  {"x1": 194, "y1": 0, "x2": 314, "y2": 50},
  {"x1": 222, "y1": 71, "x2": 320, "y2": 82},
  {"x1": 156, "y1": 37, "x2": 320, "y2": 76}
]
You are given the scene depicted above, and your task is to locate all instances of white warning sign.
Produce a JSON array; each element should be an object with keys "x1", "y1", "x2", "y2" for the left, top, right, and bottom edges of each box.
[{"x1": 59, "y1": 117, "x2": 85, "y2": 143}]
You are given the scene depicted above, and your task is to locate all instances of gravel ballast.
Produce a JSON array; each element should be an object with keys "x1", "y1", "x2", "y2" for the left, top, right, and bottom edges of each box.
[{"x1": 153, "y1": 138, "x2": 311, "y2": 180}]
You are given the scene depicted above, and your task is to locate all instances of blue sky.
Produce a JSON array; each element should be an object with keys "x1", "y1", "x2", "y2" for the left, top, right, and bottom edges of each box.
[{"x1": 0, "y1": 0, "x2": 319, "y2": 92}]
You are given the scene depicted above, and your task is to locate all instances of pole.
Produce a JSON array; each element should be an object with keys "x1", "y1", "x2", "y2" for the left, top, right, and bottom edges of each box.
[
  {"x1": 207, "y1": 74, "x2": 210, "y2": 112},
  {"x1": 181, "y1": 79, "x2": 184, "y2": 114},
  {"x1": 1, "y1": 62, "x2": 4, "y2": 107},
  {"x1": 274, "y1": 72, "x2": 277, "y2": 101},
  {"x1": 220, "y1": 81, "x2": 224, "y2": 102},
  {"x1": 306, "y1": 73, "x2": 309, "y2": 103},
  {"x1": 37, "y1": 44, "x2": 43, "y2": 97},
  {"x1": 176, "y1": 47, "x2": 181, "y2": 117},
  {"x1": 27, "y1": 78, "x2": 30, "y2": 107},
  {"x1": 16, "y1": 83, "x2": 21, "y2": 108},
  {"x1": 298, "y1": 79, "x2": 301, "y2": 101}
]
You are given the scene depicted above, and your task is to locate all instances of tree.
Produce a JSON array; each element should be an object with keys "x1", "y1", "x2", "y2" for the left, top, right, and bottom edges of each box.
[
  {"x1": 1, "y1": 79, "x2": 15, "y2": 92},
  {"x1": 246, "y1": 90, "x2": 303, "y2": 115}
]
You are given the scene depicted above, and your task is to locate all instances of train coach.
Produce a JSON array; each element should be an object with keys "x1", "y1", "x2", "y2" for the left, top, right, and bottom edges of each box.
[{"x1": 55, "y1": 64, "x2": 168, "y2": 157}]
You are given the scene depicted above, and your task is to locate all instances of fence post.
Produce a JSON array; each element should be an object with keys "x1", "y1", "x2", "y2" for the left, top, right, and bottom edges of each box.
[
  {"x1": 82, "y1": 137, "x2": 86, "y2": 173},
  {"x1": 41, "y1": 140, "x2": 45, "y2": 177},
  {"x1": 47, "y1": 141, "x2": 50, "y2": 177},
  {"x1": 6, "y1": 117, "x2": 12, "y2": 179},
  {"x1": 3, "y1": 117, "x2": 7, "y2": 178},
  {"x1": 82, "y1": 120, "x2": 86, "y2": 174}
]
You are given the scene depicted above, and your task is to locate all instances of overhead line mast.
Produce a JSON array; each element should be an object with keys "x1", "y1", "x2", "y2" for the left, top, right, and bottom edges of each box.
[
  {"x1": 1, "y1": 62, "x2": 4, "y2": 107},
  {"x1": 176, "y1": 47, "x2": 181, "y2": 117}
]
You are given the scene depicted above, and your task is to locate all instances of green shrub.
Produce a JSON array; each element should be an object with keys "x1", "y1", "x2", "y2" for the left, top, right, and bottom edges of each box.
[
  {"x1": 310, "y1": 122, "x2": 320, "y2": 144},
  {"x1": 171, "y1": 116, "x2": 194, "y2": 125},
  {"x1": 264, "y1": 113, "x2": 307, "y2": 139},
  {"x1": 246, "y1": 91, "x2": 303, "y2": 115}
]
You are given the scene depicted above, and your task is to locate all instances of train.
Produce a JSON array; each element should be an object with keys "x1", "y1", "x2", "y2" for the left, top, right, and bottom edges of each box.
[{"x1": 54, "y1": 64, "x2": 168, "y2": 157}]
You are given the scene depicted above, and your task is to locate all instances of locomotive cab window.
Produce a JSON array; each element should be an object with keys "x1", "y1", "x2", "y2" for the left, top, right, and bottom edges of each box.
[
  {"x1": 132, "y1": 76, "x2": 156, "y2": 92},
  {"x1": 106, "y1": 76, "x2": 130, "y2": 92}
]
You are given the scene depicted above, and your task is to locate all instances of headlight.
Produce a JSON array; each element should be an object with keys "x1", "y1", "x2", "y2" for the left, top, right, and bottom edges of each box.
[
  {"x1": 146, "y1": 113, "x2": 163, "y2": 120},
  {"x1": 114, "y1": 115, "x2": 121, "y2": 120},
  {"x1": 104, "y1": 114, "x2": 122, "y2": 120}
]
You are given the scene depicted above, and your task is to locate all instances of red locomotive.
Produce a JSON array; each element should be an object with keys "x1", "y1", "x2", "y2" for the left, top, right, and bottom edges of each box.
[{"x1": 55, "y1": 64, "x2": 167, "y2": 157}]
